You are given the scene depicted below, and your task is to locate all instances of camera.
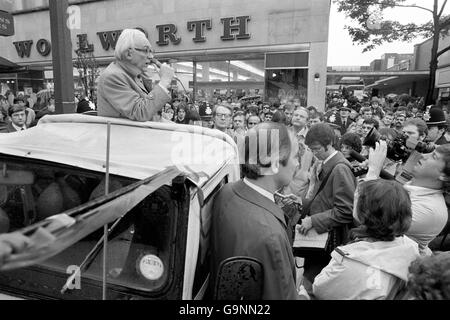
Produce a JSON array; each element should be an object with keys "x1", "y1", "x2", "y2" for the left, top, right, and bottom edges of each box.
[{"x1": 363, "y1": 128, "x2": 435, "y2": 162}]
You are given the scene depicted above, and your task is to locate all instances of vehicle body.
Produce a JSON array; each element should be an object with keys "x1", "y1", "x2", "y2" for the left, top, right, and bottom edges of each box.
[{"x1": 0, "y1": 114, "x2": 240, "y2": 300}]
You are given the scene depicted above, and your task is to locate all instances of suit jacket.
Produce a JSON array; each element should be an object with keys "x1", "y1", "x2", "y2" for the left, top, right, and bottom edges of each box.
[
  {"x1": 340, "y1": 118, "x2": 354, "y2": 135},
  {"x1": 308, "y1": 152, "x2": 356, "y2": 246},
  {"x1": 1, "y1": 122, "x2": 20, "y2": 133},
  {"x1": 97, "y1": 61, "x2": 171, "y2": 121},
  {"x1": 210, "y1": 180, "x2": 300, "y2": 300}
]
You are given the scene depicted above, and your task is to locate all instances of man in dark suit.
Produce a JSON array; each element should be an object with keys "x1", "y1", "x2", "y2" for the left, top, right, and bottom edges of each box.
[
  {"x1": 339, "y1": 105, "x2": 354, "y2": 135},
  {"x1": 1, "y1": 104, "x2": 27, "y2": 133},
  {"x1": 210, "y1": 122, "x2": 304, "y2": 300},
  {"x1": 298, "y1": 123, "x2": 356, "y2": 286}
]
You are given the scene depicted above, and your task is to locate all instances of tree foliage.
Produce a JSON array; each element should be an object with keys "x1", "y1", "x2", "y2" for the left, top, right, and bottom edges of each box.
[
  {"x1": 335, "y1": 0, "x2": 450, "y2": 104},
  {"x1": 335, "y1": 0, "x2": 449, "y2": 52}
]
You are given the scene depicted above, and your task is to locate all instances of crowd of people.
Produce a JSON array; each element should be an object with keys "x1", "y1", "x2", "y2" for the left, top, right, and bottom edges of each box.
[{"x1": 0, "y1": 28, "x2": 449, "y2": 300}]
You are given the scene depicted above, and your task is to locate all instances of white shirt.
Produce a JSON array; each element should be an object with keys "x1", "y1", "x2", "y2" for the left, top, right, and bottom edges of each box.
[
  {"x1": 243, "y1": 178, "x2": 275, "y2": 203},
  {"x1": 404, "y1": 183, "x2": 448, "y2": 254},
  {"x1": 11, "y1": 123, "x2": 26, "y2": 131}
]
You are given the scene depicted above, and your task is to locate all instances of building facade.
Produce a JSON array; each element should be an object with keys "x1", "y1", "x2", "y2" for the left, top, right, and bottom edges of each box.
[{"x1": 0, "y1": 0, "x2": 330, "y2": 110}]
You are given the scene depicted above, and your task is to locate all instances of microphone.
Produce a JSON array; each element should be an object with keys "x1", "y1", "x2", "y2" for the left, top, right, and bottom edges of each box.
[
  {"x1": 149, "y1": 58, "x2": 180, "y2": 82},
  {"x1": 349, "y1": 150, "x2": 395, "y2": 180}
]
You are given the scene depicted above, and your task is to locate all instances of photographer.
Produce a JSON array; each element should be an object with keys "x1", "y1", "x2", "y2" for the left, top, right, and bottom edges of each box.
[{"x1": 363, "y1": 141, "x2": 449, "y2": 255}]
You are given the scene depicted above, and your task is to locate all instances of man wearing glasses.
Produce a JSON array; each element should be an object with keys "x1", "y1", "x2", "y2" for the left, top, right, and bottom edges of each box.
[
  {"x1": 212, "y1": 105, "x2": 233, "y2": 136},
  {"x1": 97, "y1": 29, "x2": 175, "y2": 121}
]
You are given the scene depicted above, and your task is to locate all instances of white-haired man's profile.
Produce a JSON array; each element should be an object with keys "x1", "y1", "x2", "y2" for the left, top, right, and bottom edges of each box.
[{"x1": 97, "y1": 28, "x2": 175, "y2": 121}]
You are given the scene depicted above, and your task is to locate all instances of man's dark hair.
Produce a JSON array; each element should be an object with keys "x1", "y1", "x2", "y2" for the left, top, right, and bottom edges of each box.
[
  {"x1": 355, "y1": 180, "x2": 412, "y2": 241},
  {"x1": 241, "y1": 122, "x2": 293, "y2": 180},
  {"x1": 341, "y1": 133, "x2": 362, "y2": 153},
  {"x1": 310, "y1": 111, "x2": 324, "y2": 121},
  {"x1": 436, "y1": 144, "x2": 450, "y2": 188},
  {"x1": 271, "y1": 111, "x2": 286, "y2": 124},
  {"x1": 305, "y1": 123, "x2": 335, "y2": 148},
  {"x1": 8, "y1": 104, "x2": 26, "y2": 117},
  {"x1": 407, "y1": 252, "x2": 450, "y2": 300},
  {"x1": 363, "y1": 118, "x2": 380, "y2": 130},
  {"x1": 404, "y1": 118, "x2": 428, "y2": 137}
]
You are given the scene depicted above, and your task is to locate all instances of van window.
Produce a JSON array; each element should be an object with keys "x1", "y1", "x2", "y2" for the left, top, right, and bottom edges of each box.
[{"x1": 0, "y1": 158, "x2": 182, "y2": 299}]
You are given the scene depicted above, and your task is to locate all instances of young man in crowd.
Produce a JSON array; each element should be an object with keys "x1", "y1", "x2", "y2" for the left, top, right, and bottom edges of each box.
[
  {"x1": 284, "y1": 103, "x2": 295, "y2": 127},
  {"x1": 232, "y1": 111, "x2": 246, "y2": 136},
  {"x1": 299, "y1": 123, "x2": 356, "y2": 288},
  {"x1": 309, "y1": 112, "x2": 324, "y2": 128},
  {"x1": 393, "y1": 111, "x2": 407, "y2": 132},
  {"x1": 290, "y1": 107, "x2": 309, "y2": 142},
  {"x1": 403, "y1": 118, "x2": 428, "y2": 143},
  {"x1": 380, "y1": 110, "x2": 394, "y2": 129},
  {"x1": 1, "y1": 105, "x2": 27, "y2": 133},
  {"x1": 210, "y1": 122, "x2": 305, "y2": 299},
  {"x1": 360, "y1": 106, "x2": 373, "y2": 121},
  {"x1": 339, "y1": 105, "x2": 353, "y2": 136}
]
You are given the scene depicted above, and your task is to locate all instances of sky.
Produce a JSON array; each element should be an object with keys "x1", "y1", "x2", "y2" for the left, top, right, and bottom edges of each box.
[{"x1": 327, "y1": 0, "x2": 450, "y2": 66}]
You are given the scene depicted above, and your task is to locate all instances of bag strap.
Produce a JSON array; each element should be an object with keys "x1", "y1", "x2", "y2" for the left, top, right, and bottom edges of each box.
[{"x1": 302, "y1": 162, "x2": 351, "y2": 218}]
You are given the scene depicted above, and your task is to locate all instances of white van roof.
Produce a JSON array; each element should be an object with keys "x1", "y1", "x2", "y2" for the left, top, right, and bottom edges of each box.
[{"x1": 0, "y1": 114, "x2": 239, "y2": 186}]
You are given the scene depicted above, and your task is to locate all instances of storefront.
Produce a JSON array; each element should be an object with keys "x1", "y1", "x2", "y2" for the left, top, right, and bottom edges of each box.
[{"x1": 0, "y1": 0, "x2": 330, "y2": 110}]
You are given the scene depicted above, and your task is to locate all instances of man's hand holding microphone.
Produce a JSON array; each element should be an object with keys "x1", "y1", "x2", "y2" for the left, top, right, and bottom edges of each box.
[{"x1": 151, "y1": 58, "x2": 176, "y2": 90}]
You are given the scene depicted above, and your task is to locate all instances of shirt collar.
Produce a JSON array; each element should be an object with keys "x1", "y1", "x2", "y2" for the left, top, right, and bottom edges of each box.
[
  {"x1": 116, "y1": 60, "x2": 143, "y2": 79},
  {"x1": 243, "y1": 178, "x2": 275, "y2": 203},
  {"x1": 323, "y1": 150, "x2": 338, "y2": 165},
  {"x1": 12, "y1": 122, "x2": 26, "y2": 131}
]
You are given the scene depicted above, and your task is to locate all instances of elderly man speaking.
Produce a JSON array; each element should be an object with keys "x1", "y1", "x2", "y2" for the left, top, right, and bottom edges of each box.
[{"x1": 97, "y1": 29, "x2": 175, "y2": 121}]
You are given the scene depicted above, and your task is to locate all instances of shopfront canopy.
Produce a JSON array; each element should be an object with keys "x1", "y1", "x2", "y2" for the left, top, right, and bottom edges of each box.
[{"x1": 0, "y1": 56, "x2": 27, "y2": 73}]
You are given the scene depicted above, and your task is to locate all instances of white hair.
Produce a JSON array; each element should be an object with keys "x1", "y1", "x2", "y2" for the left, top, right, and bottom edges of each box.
[{"x1": 114, "y1": 29, "x2": 149, "y2": 61}]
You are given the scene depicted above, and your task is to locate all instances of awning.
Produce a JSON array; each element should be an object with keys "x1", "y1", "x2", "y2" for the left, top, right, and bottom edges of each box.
[
  {"x1": 365, "y1": 74, "x2": 428, "y2": 90},
  {"x1": 0, "y1": 56, "x2": 28, "y2": 73}
]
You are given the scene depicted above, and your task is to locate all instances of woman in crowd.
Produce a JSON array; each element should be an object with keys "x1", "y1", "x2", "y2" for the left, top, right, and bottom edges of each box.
[
  {"x1": 161, "y1": 103, "x2": 174, "y2": 121},
  {"x1": 312, "y1": 179, "x2": 421, "y2": 300},
  {"x1": 175, "y1": 104, "x2": 190, "y2": 124}
]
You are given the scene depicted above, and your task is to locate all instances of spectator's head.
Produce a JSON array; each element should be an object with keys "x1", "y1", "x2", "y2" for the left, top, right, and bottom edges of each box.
[
  {"x1": 241, "y1": 122, "x2": 298, "y2": 188},
  {"x1": 271, "y1": 110, "x2": 286, "y2": 124},
  {"x1": 162, "y1": 104, "x2": 174, "y2": 121},
  {"x1": 291, "y1": 107, "x2": 309, "y2": 129},
  {"x1": 13, "y1": 98, "x2": 26, "y2": 108},
  {"x1": 262, "y1": 103, "x2": 271, "y2": 114},
  {"x1": 76, "y1": 100, "x2": 91, "y2": 113},
  {"x1": 309, "y1": 111, "x2": 324, "y2": 127},
  {"x1": 407, "y1": 252, "x2": 450, "y2": 300},
  {"x1": 213, "y1": 105, "x2": 232, "y2": 131},
  {"x1": 362, "y1": 118, "x2": 380, "y2": 137},
  {"x1": 264, "y1": 112, "x2": 273, "y2": 122},
  {"x1": 394, "y1": 111, "x2": 407, "y2": 129},
  {"x1": 340, "y1": 133, "x2": 362, "y2": 159},
  {"x1": 361, "y1": 107, "x2": 373, "y2": 120},
  {"x1": 284, "y1": 103, "x2": 295, "y2": 125},
  {"x1": 114, "y1": 29, "x2": 153, "y2": 73},
  {"x1": 353, "y1": 180, "x2": 412, "y2": 241},
  {"x1": 8, "y1": 104, "x2": 27, "y2": 128},
  {"x1": 382, "y1": 111, "x2": 394, "y2": 127},
  {"x1": 305, "y1": 123, "x2": 336, "y2": 160},
  {"x1": 247, "y1": 115, "x2": 261, "y2": 130},
  {"x1": 177, "y1": 105, "x2": 187, "y2": 121},
  {"x1": 232, "y1": 111, "x2": 246, "y2": 130},
  {"x1": 403, "y1": 118, "x2": 428, "y2": 142}
]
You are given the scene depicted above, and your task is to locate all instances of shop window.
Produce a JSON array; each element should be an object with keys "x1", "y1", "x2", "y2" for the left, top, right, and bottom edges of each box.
[
  {"x1": 194, "y1": 59, "x2": 265, "y2": 102},
  {"x1": 266, "y1": 69, "x2": 308, "y2": 106}
]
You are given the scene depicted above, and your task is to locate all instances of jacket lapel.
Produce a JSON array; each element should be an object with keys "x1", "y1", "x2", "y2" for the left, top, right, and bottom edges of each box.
[{"x1": 232, "y1": 180, "x2": 287, "y2": 228}]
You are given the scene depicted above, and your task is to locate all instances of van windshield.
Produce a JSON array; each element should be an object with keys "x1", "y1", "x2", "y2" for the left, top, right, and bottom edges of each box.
[{"x1": 0, "y1": 158, "x2": 183, "y2": 299}]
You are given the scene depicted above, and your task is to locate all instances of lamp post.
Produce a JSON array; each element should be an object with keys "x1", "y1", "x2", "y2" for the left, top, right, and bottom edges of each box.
[{"x1": 49, "y1": 0, "x2": 75, "y2": 114}]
